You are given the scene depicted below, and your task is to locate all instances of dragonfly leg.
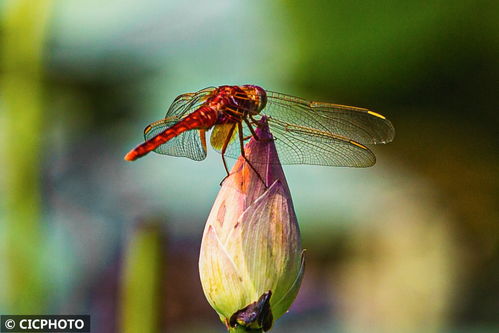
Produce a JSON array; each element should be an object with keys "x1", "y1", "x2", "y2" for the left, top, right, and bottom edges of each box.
[
  {"x1": 198, "y1": 129, "x2": 207, "y2": 153},
  {"x1": 246, "y1": 116, "x2": 274, "y2": 143},
  {"x1": 244, "y1": 117, "x2": 260, "y2": 141},
  {"x1": 219, "y1": 124, "x2": 237, "y2": 186},
  {"x1": 238, "y1": 122, "x2": 267, "y2": 188},
  {"x1": 220, "y1": 157, "x2": 230, "y2": 186}
]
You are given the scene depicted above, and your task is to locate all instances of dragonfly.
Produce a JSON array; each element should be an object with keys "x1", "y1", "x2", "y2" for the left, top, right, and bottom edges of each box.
[{"x1": 124, "y1": 85, "x2": 394, "y2": 174}]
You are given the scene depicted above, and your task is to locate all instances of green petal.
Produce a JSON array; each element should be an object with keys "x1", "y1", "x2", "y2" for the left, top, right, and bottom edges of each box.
[
  {"x1": 199, "y1": 225, "x2": 255, "y2": 318},
  {"x1": 271, "y1": 251, "x2": 305, "y2": 318},
  {"x1": 238, "y1": 180, "x2": 303, "y2": 319}
]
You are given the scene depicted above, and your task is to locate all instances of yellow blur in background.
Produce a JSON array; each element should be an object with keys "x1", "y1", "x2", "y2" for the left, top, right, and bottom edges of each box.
[{"x1": 0, "y1": 0, "x2": 497, "y2": 332}]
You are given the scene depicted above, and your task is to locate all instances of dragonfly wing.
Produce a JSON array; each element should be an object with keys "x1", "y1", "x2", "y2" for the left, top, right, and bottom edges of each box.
[
  {"x1": 164, "y1": 86, "x2": 216, "y2": 118},
  {"x1": 211, "y1": 122, "x2": 255, "y2": 160},
  {"x1": 144, "y1": 119, "x2": 207, "y2": 161},
  {"x1": 210, "y1": 123, "x2": 239, "y2": 151},
  {"x1": 267, "y1": 117, "x2": 376, "y2": 167},
  {"x1": 139, "y1": 87, "x2": 216, "y2": 161},
  {"x1": 212, "y1": 117, "x2": 375, "y2": 167},
  {"x1": 264, "y1": 91, "x2": 395, "y2": 145}
]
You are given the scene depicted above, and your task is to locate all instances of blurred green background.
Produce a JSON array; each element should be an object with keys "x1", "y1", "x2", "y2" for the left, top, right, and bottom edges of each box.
[{"x1": 1, "y1": 0, "x2": 498, "y2": 332}]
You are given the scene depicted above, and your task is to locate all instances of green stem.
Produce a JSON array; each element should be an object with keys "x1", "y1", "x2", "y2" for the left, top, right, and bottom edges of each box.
[
  {"x1": 2, "y1": 0, "x2": 54, "y2": 313},
  {"x1": 120, "y1": 224, "x2": 163, "y2": 333},
  {"x1": 228, "y1": 327, "x2": 264, "y2": 333}
]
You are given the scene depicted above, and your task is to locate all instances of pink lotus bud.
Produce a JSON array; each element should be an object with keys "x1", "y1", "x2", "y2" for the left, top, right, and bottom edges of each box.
[{"x1": 199, "y1": 118, "x2": 304, "y2": 332}]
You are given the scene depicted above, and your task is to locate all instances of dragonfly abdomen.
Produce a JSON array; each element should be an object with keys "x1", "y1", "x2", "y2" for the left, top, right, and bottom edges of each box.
[{"x1": 124, "y1": 106, "x2": 218, "y2": 161}]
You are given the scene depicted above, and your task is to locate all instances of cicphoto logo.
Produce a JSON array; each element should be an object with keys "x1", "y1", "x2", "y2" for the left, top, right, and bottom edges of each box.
[{"x1": 1, "y1": 315, "x2": 90, "y2": 332}]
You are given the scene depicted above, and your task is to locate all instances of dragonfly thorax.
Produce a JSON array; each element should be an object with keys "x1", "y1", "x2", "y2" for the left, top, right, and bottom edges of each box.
[{"x1": 212, "y1": 85, "x2": 267, "y2": 119}]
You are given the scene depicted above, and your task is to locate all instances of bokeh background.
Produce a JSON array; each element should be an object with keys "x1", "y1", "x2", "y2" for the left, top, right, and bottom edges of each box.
[{"x1": 1, "y1": 0, "x2": 498, "y2": 332}]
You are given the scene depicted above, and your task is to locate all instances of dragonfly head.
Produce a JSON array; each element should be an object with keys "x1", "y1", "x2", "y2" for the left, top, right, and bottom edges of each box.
[{"x1": 242, "y1": 85, "x2": 267, "y2": 115}]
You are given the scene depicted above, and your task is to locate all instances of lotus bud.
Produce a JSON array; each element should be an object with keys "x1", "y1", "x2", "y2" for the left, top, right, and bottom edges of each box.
[{"x1": 199, "y1": 118, "x2": 305, "y2": 332}]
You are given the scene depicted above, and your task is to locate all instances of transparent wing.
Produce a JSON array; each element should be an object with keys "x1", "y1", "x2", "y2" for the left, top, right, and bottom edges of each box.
[
  {"x1": 144, "y1": 119, "x2": 207, "y2": 161},
  {"x1": 210, "y1": 122, "x2": 250, "y2": 161},
  {"x1": 263, "y1": 91, "x2": 395, "y2": 145},
  {"x1": 210, "y1": 123, "x2": 238, "y2": 151},
  {"x1": 215, "y1": 117, "x2": 375, "y2": 167},
  {"x1": 266, "y1": 117, "x2": 376, "y2": 166},
  {"x1": 212, "y1": 118, "x2": 376, "y2": 168},
  {"x1": 164, "y1": 86, "x2": 216, "y2": 119},
  {"x1": 143, "y1": 87, "x2": 216, "y2": 161},
  {"x1": 208, "y1": 88, "x2": 388, "y2": 167}
]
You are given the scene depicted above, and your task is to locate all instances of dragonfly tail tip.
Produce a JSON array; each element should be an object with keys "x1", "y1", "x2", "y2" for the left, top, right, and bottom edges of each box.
[{"x1": 124, "y1": 151, "x2": 137, "y2": 161}]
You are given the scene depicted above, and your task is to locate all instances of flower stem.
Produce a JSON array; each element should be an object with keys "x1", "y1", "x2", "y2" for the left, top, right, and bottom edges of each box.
[
  {"x1": 228, "y1": 327, "x2": 263, "y2": 333},
  {"x1": 120, "y1": 224, "x2": 163, "y2": 333},
  {"x1": 2, "y1": 0, "x2": 54, "y2": 313}
]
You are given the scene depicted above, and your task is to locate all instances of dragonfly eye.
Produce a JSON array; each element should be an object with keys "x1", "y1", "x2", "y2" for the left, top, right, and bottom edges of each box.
[
  {"x1": 242, "y1": 85, "x2": 267, "y2": 113},
  {"x1": 255, "y1": 86, "x2": 267, "y2": 112}
]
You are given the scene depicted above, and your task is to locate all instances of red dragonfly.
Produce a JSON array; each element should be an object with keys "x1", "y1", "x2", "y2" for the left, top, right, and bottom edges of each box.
[{"x1": 124, "y1": 85, "x2": 394, "y2": 173}]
